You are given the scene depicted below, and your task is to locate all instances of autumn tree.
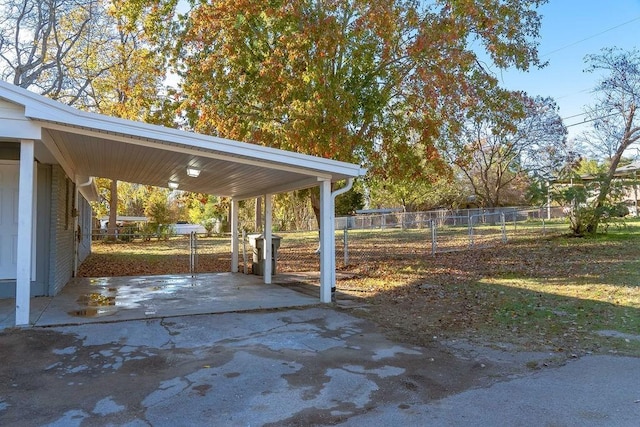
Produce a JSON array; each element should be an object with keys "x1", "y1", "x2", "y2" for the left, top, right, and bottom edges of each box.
[
  {"x1": 578, "y1": 48, "x2": 640, "y2": 233},
  {"x1": 443, "y1": 94, "x2": 568, "y2": 208},
  {"x1": 173, "y1": 0, "x2": 548, "y2": 217},
  {"x1": 144, "y1": 187, "x2": 175, "y2": 239},
  {"x1": 79, "y1": 0, "x2": 178, "y2": 238},
  {"x1": 75, "y1": 0, "x2": 178, "y2": 122},
  {"x1": 187, "y1": 195, "x2": 226, "y2": 236}
]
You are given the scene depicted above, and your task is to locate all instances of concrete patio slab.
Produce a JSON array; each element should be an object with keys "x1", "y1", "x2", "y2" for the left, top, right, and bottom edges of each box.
[{"x1": 0, "y1": 273, "x2": 320, "y2": 329}]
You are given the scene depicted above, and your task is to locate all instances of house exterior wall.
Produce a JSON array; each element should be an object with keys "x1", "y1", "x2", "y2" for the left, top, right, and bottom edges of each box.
[
  {"x1": 48, "y1": 165, "x2": 76, "y2": 296},
  {"x1": 77, "y1": 195, "x2": 92, "y2": 263},
  {"x1": 0, "y1": 160, "x2": 93, "y2": 298}
]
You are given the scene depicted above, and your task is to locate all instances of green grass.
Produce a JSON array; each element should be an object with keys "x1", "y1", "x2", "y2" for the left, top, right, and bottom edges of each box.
[{"x1": 471, "y1": 221, "x2": 640, "y2": 354}]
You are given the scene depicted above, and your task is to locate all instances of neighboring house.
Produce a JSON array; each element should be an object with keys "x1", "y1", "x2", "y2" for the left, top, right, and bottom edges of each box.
[
  {"x1": 573, "y1": 161, "x2": 640, "y2": 216},
  {"x1": 0, "y1": 80, "x2": 365, "y2": 326},
  {"x1": 612, "y1": 161, "x2": 640, "y2": 216}
]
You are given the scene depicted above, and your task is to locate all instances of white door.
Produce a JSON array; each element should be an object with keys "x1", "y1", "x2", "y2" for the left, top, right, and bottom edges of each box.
[{"x1": 0, "y1": 162, "x2": 19, "y2": 280}]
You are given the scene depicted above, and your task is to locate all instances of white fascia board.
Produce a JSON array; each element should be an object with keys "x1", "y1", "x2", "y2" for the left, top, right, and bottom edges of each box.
[{"x1": 0, "y1": 118, "x2": 41, "y2": 140}]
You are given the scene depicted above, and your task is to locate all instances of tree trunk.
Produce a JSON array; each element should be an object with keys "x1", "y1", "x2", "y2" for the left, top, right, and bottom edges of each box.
[
  {"x1": 586, "y1": 104, "x2": 638, "y2": 234},
  {"x1": 310, "y1": 188, "x2": 321, "y2": 229}
]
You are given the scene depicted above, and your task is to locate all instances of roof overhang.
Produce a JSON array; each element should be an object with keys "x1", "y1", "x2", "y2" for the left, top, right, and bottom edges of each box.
[{"x1": 0, "y1": 81, "x2": 366, "y2": 200}]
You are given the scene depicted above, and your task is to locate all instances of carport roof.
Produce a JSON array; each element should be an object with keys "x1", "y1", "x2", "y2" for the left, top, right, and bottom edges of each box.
[{"x1": 0, "y1": 81, "x2": 365, "y2": 199}]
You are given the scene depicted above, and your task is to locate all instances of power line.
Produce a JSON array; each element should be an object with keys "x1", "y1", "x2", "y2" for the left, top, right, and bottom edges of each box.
[
  {"x1": 541, "y1": 15, "x2": 640, "y2": 58},
  {"x1": 565, "y1": 112, "x2": 618, "y2": 128},
  {"x1": 555, "y1": 88, "x2": 591, "y2": 100},
  {"x1": 562, "y1": 111, "x2": 589, "y2": 121}
]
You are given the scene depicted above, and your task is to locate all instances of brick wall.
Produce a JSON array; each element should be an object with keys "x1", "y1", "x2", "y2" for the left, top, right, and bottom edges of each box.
[
  {"x1": 77, "y1": 195, "x2": 92, "y2": 263},
  {"x1": 48, "y1": 165, "x2": 75, "y2": 295}
]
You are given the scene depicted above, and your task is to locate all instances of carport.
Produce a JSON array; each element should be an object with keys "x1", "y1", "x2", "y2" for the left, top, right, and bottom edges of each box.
[{"x1": 0, "y1": 81, "x2": 365, "y2": 326}]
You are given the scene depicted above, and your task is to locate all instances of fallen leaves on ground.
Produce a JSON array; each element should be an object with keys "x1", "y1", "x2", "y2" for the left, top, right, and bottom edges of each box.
[{"x1": 79, "y1": 232, "x2": 640, "y2": 357}]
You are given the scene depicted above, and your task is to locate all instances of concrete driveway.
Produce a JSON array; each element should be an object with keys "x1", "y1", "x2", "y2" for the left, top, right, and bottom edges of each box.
[{"x1": 0, "y1": 306, "x2": 639, "y2": 426}]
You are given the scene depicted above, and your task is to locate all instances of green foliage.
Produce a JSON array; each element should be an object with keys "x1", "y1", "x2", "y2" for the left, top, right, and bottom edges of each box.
[
  {"x1": 575, "y1": 158, "x2": 605, "y2": 176},
  {"x1": 549, "y1": 170, "x2": 630, "y2": 235},
  {"x1": 144, "y1": 188, "x2": 174, "y2": 225},
  {"x1": 188, "y1": 196, "x2": 227, "y2": 236},
  {"x1": 140, "y1": 222, "x2": 174, "y2": 241},
  {"x1": 368, "y1": 173, "x2": 461, "y2": 211},
  {"x1": 272, "y1": 191, "x2": 315, "y2": 231},
  {"x1": 335, "y1": 187, "x2": 365, "y2": 216}
]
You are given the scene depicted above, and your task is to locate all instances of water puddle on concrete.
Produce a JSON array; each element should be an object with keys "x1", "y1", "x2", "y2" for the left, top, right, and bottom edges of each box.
[
  {"x1": 69, "y1": 292, "x2": 118, "y2": 318},
  {"x1": 68, "y1": 276, "x2": 199, "y2": 318}
]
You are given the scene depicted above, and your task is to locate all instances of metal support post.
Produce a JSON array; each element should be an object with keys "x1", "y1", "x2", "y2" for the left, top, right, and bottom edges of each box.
[{"x1": 430, "y1": 219, "x2": 437, "y2": 256}]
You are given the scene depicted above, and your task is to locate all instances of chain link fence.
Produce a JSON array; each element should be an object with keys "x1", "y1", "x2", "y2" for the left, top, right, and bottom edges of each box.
[
  {"x1": 274, "y1": 206, "x2": 570, "y2": 272},
  {"x1": 90, "y1": 207, "x2": 572, "y2": 275}
]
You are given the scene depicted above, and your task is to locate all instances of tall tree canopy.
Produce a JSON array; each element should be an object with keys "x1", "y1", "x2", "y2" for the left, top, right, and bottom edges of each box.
[
  {"x1": 174, "y1": 0, "x2": 548, "y2": 185},
  {"x1": 0, "y1": 0, "x2": 553, "y2": 218},
  {"x1": 80, "y1": 0, "x2": 178, "y2": 122}
]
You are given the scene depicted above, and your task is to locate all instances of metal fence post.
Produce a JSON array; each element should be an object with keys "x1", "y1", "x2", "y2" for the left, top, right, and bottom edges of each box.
[
  {"x1": 190, "y1": 231, "x2": 197, "y2": 277},
  {"x1": 430, "y1": 219, "x2": 437, "y2": 255},
  {"x1": 468, "y1": 215, "x2": 474, "y2": 248},
  {"x1": 500, "y1": 212, "x2": 507, "y2": 243}
]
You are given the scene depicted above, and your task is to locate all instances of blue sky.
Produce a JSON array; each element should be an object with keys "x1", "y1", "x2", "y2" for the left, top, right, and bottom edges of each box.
[{"x1": 489, "y1": 0, "x2": 640, "y2": 141}]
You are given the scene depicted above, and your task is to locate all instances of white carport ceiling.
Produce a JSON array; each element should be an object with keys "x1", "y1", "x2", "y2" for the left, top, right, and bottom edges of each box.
[
  {"x1": 0, "y1": 81, "x2": 364, "y2": 199},
  {"x1": 42, "y1": 124, "x2": 335, "y2": 199}
]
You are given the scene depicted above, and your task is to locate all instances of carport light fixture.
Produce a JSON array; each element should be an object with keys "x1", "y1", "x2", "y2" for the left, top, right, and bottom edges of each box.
[
  {"x1": 168, "y1": 181, "x2": 179, "y2": 190},
  {"x1": 186, "y1": 167, "x2": 200, "y2": 178}
]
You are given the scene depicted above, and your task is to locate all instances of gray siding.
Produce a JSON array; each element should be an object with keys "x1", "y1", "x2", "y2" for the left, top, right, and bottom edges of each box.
[{"x1": 48, "y1": 165, "x2": 75, "y2": 296}]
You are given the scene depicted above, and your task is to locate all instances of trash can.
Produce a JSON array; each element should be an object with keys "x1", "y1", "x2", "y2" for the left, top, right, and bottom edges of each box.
[{"x1": 248, "y1": 234, "x2": 282, "y2": 276}]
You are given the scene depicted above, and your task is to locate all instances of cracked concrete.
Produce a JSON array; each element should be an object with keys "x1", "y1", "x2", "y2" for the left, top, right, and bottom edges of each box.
[{"x1": 0, "y1": 307, "x2": 638, "y2": 426}]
